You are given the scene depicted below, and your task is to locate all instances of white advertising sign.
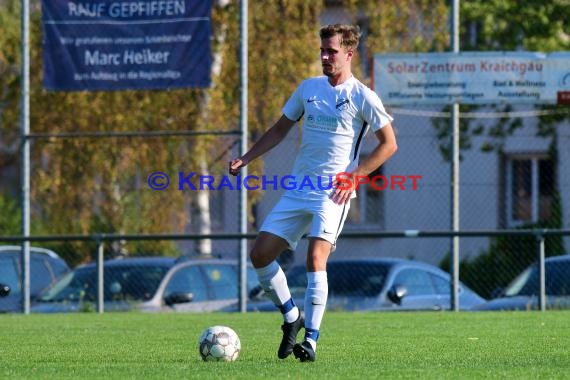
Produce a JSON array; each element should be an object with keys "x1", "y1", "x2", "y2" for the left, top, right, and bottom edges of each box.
[{"x1": 374, "y1": 52, "x2": 570, "y2": 105}]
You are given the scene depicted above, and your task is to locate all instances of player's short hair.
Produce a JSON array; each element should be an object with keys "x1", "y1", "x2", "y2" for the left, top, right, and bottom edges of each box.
[{"x1": 319, "y1": 24, "x2": 361, "y2": 50}]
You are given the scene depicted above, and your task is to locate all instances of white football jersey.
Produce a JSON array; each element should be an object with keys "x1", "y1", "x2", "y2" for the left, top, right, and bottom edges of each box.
[{"x1": 282, "y1": 75, "x2": 393, "y2": 196}]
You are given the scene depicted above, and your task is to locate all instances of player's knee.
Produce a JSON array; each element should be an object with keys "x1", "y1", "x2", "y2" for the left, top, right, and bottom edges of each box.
[
  {"x1": 249, "y1": 248, "x2": 262, "y2": 267},
  {"x1": 306, "y1": 255, "x2": 328, "y2": 272},
  {"x1": 249, "y1": 247, "x2": 274, "y2": 268},
  {"x1": 250, "y1": 236, "x2": 289, "y2": 268}
]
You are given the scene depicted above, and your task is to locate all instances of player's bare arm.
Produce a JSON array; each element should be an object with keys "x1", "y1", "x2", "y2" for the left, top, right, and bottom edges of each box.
[
  {"x1": 229, "y1": 115, "x2": 296, "y2": 176},
  {"x1": 330, "y1": 123, "x2": 397, "y2": 205}
]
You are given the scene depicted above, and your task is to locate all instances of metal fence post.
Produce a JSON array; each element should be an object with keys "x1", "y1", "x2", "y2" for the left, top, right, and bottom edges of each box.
[
  {"x1": 449, "y1": 0, "x2": 461, "y2": 312},
  {"x1": 536, "y1": 232, "x2": 546, "y2": 311},
  {"x1": 96, "y1": 237, "x2": 104, "y2": 313},
  {"x1": 20, "y1": 0, "x2": 31, "y2": 315},
  {"x1": 238, "y1": 0, "x2": 249, "y2": 313}
]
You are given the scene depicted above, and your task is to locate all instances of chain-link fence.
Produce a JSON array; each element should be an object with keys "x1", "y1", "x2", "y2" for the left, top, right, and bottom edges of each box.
[
  {"x1": 16, "y1": 105, "x2": 570, "y2": 273},
  {"x1": 263, "y1": 105, "x2": 570, "y2": 279},
  {"x1": 1, "y1": 230, "x2": 569, "y2": 313},
  {"x1": 5, "y1": 104, "x2": 568, "y2": 313},
  {"x1": 1, "y1": 2, "x2": 569, "y2": 313}
]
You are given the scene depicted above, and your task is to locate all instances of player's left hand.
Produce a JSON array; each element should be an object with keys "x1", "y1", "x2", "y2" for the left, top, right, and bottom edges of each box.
[{"x1": 229, "y1": 157, "x2": 248, "y2": 176}]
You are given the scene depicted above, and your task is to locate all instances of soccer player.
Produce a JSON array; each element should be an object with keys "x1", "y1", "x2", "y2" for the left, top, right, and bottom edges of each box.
[{"x1": 229, "y1": 24, "x2": 397, "y2": 362}]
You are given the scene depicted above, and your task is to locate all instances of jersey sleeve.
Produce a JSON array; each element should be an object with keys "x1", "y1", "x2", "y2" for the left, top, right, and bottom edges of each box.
[
  {"x1": 282, "y1": 81, "x2": 306, "y2": 122},
  {"x1": 362, "y1": 87, "x2": 393, "y2": 132}
]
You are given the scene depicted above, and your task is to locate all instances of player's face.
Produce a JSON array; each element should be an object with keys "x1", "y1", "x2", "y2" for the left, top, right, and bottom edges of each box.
[{"x1": 320, "y1": 35, "x2": 352, "y2": 78}]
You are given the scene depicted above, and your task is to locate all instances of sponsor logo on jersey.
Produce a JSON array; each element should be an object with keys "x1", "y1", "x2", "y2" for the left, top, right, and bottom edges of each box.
[{"x1": 306, "y1": 114, "x2": 338, "y2": 131}]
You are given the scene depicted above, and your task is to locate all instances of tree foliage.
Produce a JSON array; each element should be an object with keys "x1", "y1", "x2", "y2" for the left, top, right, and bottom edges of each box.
[
  {"x1": 0, "y1": 193, "x2": 20, "y2": 235},
  {"x1": 461, "y1": 0, "x2": 570, "y2": 52},
  {"x1": 349, "y1": 0, "x2": 450, "y2": 54},
  {"x1": 1, "y1": 1, "x2": 213, "y2": 240},
  {"x1": 0, "y1": 0, "x2": 21, "y2": 155}
]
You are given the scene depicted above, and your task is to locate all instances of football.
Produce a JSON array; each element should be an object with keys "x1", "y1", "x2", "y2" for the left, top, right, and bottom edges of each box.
[{"x1": 198, "y1": 325, "x2": 241, "y2": 362}]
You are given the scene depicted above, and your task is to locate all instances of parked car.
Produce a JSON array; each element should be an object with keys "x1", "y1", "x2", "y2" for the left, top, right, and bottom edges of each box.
[
  {"x1": 31, "y1": 256, "x2": 263, "y2": 313},
  {"x1": 472, "y1": 254, "x2": 570, "y2": 311},
  {"x1": 0, "y1": 245, "x2": 70, "y2": 312},
  {"x1": 0, "y1": 283, "x2": 10, "y2": 297},
  {"x1": 253, "y1": 258, "x2": 486, "y2": 312}
]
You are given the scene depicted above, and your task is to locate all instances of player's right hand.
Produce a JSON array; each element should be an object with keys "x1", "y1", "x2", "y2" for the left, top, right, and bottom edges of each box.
[
  {"x1": 330, "y1": 172, "x2": 355, "y2": 205},
  {"x1": 229, "y1": 157, "x2": 247, "y2": 176}
]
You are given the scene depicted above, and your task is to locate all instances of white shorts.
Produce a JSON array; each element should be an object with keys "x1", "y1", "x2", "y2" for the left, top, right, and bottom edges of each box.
[{"x1": 260, "y1": 193, "x2": 350, "y2": 250}]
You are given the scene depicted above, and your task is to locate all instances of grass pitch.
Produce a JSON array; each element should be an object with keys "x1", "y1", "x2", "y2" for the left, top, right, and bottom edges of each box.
[{"x1": 1, "y1": 311, "x2": 569, "y2": 379}]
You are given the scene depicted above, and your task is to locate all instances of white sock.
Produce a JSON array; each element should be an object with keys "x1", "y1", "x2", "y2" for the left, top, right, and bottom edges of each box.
[
  {"x1": 304, "y1": 271, "x2": 328, "y2": 349},
  {"x1": 256, "y1": 261, "x2": 299, "y2": 323}
]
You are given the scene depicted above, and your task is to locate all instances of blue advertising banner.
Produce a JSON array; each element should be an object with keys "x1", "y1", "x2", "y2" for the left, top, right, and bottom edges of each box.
[{"x1": 42, "y1": 0, "x2": 212, "y2": 91}]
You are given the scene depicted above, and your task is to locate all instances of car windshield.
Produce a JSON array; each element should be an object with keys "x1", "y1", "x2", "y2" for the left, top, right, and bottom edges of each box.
[
  {"x1": 505, "y1": 261, "x2": 570, "y2": 297},
  {"x1": 287, "y1": 262, "x2": 390, "y2": 297},
  {"x1": 38, "y1": 264, "x2": 171, "y2": 302}
]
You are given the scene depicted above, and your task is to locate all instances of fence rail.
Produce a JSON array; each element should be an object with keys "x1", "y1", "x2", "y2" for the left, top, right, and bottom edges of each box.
[
  {"x1": 2, "y1": 228, "x2": 569, "y2": 314},
  {"x1": 3, "y1": 228, "x2": 570, "y2": 242}
]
